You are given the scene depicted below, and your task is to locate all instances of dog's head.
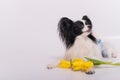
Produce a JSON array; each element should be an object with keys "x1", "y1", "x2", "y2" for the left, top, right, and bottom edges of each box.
[
  {"x1": 82, "y1": 15, "x2": 92, "y2": 32},
  {"x1": 58, "y1": 16, "x2": 93, "y2": 48}
]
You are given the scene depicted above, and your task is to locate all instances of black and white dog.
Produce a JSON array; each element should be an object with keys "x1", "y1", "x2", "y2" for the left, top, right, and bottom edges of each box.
[{"x1": 47, "y1": 15, "x2": 117, "y2": 74}]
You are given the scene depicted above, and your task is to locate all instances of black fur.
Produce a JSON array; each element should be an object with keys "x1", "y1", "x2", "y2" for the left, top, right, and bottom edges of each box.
[
  {"x1": 82, "y1": 15, "x2": 97, "y2": 43},
  {"x1": 82, "y1": 15, "x2": 92, "y2": 30},
  {"x1": 58, "y1": 16, "x2": 97, "y2": 49},
  {"x1": 88, "y1": 33, "x2": 97, "y2": 43}
]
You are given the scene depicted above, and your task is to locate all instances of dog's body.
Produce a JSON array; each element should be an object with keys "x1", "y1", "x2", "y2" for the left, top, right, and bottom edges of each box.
[
  {"x1": 47, "y1": 15, "x2": 117, "y2": 74},
  {"x1": 64, "y1": 33, "x2": 102, "y2": 61}
]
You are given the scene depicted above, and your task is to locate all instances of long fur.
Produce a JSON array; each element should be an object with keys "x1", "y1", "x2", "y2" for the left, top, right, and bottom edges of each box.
[
  {"x1": 47, "y1": 15, "x2": 117, "y2": 73},
  {"x1": 58, "y1": 15, "x2": 102, "y2": 60},
  {"x1": 58, "y1": 17, "x2": 83, "y2": 48}
]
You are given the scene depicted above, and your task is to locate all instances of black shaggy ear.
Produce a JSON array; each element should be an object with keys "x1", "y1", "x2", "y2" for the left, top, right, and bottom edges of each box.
[
  {"x1": 58, "y1": 17, "x2": 75, "y2": 48},
  {"x1": 58, "y1": 17, "x2": 73, "y2": 37},
  {"x1": 82, "y1": 15, "x2": 92, "y2": 29},
  {"x1": 58, "y1": 17, "x2": 73, "y2": 30}
]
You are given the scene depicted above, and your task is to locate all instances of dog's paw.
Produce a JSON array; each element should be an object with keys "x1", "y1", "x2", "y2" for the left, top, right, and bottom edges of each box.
[
  {"x1": 47, "y1": 64, "x2": 58, "y2": 69},
  {"x1": 47, "y1": 64, "x2": 54, "y2": 69},
  {"x1": 85, "y1": 70, "x2": 95, "y2": 75}
]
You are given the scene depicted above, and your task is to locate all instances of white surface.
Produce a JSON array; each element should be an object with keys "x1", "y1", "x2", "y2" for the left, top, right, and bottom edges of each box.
[{"x1": 0, "y1": 0, "x2": 120, "y2": 80}]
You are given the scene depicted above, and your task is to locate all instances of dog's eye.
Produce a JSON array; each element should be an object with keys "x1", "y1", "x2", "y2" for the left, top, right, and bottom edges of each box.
[
  {"x1": 85, "y1": 21, "x2": 90, "y2": 25},
  {"x1": 88, "y1": 25, "x2": 92, "y2": 29}
]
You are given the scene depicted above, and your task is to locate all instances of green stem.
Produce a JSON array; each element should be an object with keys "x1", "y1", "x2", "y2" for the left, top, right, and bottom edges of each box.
[{"x1": 85, "y1": 57, "x2": 120, "y2": 66}]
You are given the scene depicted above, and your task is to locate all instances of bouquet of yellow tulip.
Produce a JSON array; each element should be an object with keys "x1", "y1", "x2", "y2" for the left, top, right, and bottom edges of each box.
[
  {"x1": 59, "y1": 58, "x2": 93, "y2": 71},
  {"x1": 58, "y1": 57, "x2": 120, "y2": 72}
]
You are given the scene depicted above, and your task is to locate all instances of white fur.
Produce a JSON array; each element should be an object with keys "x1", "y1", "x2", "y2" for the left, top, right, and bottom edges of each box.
[
  {"x1": 82, "y1": 25, "x2": 89, "y2": 32},
  {"x1": 47, "y1": 32, "x2": 117, "y2": 69},
  {"x1": 64, "y1": 32, "x2": 102, "y2": 60},
  {"x1": 82, "y1": 20, "x2": 89, "y2": 32},
  {"x1": 92, "y1": 32, "x2": 117, "y2": 58}
]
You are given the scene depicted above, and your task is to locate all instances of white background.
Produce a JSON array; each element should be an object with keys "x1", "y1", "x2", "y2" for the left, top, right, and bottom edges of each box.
[{"x1": 0, "y1": 0, "x2": 120, "y2": 80}]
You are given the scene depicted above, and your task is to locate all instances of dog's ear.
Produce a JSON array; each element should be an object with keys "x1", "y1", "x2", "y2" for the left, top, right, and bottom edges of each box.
[
  {"x1": 57, "y1": 17, "x2": 74, "y2": 48},
  {"x1": 82, "y1": 15, "x2": 92, "y2": 29},
  {"x1": 82, "y1": 15, "x2": 89, "y2": 20},
  {"x1": 58, "y1": 17, "x2": 74, "y2": 34},
  {"x1": 58, "y1": 17, "x2": 73, "y2": 29}
]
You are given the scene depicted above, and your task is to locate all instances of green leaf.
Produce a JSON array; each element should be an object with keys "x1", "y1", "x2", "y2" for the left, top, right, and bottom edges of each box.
[{"x1": 85, "y1": 57, "x2": 112, "y2": 65}]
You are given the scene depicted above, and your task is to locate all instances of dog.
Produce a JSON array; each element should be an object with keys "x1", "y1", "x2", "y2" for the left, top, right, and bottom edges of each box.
[{"x1": 47, "y1": 15, "x2": 117, "y2": 74}]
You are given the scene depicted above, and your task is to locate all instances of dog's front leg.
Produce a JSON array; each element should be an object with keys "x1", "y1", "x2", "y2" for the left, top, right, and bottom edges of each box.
[
  {"x1": 63, "y1": 52, "x2": 71, "y2": 60},
  {"x1": 47, "y1": 53, "x2": 70, "y2": 69},
  {"x1": 47, "y1": 61, "x2": 60, "y2": 69}
]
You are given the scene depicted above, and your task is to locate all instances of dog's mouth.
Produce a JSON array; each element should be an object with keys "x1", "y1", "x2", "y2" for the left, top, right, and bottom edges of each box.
[{"x1": 86, "y1": 28, "x2": 91, "y2": 32}]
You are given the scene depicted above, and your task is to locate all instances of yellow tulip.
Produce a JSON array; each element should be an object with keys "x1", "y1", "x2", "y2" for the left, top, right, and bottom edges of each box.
[
  {"x1": 59, "y1": 60, "x2": 71, "y2": 68},
  {"x1": 81, "y1": 61, "x2": 93, "y2": 71},
  {"x1": 72, "y1": 58, "x2": 85, "y2": 71}
]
